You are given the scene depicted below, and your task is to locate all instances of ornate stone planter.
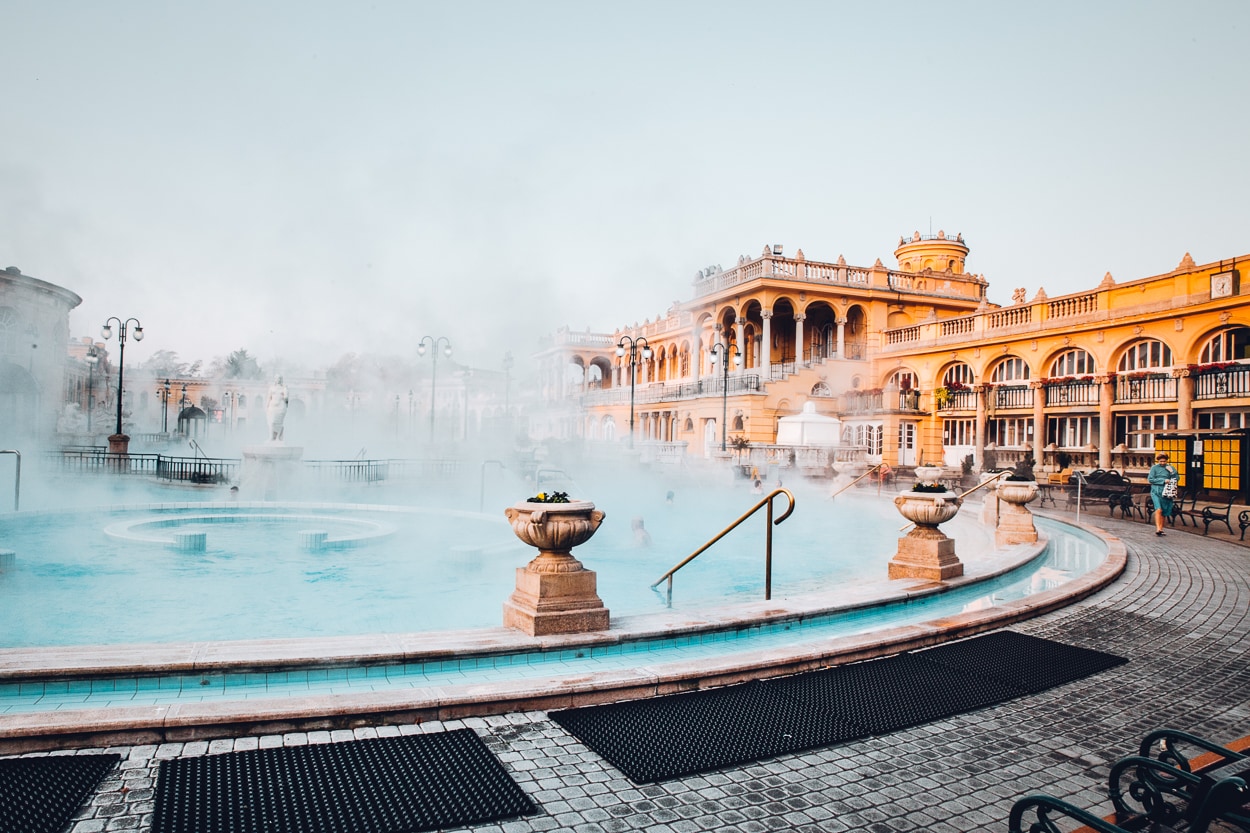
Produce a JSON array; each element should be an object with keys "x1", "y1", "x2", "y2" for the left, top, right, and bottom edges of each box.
[
  {"x1": 889, "y1": 492, "x2": 964, "y2": 581},
  {"x1": 502, "y1": 500, "x2": 610, "y2": 636},
  {"x1": 913, "y1": 465, "x2": 945, "y2": 486},
  {"x1": 994, "y1": 480, "x2": 1040, "y2": 546}
]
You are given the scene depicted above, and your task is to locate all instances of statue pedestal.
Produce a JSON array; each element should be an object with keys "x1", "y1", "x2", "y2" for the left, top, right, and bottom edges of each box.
[
  {"x1": 240, "y1": 443, "x2": 304, "y2": 501},
  {"x1": 107, "y1": 434, "x2": 130, "y2": 454},
  {"x1": 994, "y1": 481, "x2": 1040, "y2": 546},
  {"x1": 889, "y1": 494, "x2": 964, "y2": 581},
  {"x1": 503, "y1": 559, "x2": 610, "y2": 636},
  {"x1": 502, "y1": 501, "x2": 610, "y2": 636}
]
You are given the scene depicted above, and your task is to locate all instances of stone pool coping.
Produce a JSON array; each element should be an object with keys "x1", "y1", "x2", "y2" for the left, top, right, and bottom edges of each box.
[{"x1": 0, "y1": 514, "x2": 1125, "y2": 754}]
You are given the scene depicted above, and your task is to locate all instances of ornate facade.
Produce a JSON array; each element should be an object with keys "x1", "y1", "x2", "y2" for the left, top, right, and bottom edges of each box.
[{"x1": 537, "y1": 237, "x2": 1249, "y2": 490}]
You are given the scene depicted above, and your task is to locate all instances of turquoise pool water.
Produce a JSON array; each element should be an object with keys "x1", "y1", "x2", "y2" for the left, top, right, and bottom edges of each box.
[
  {"x1": 0, "y1": 482, "x2": 903, "y2": 647},
  {"x1": 0, "y1": 518, "x2": 1105, "y2": 715}
]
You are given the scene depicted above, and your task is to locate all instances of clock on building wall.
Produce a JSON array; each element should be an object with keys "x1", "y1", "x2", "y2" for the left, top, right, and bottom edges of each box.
[{"x1": 1211, "y1": 270, "x2": 1239, "y2": 299}]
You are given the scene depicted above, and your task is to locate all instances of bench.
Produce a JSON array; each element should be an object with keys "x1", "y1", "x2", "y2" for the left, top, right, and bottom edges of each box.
[
  {"x1": 1009, "y1": 727, "x2": 1250, "y2": 833},
  {"x1": 1065, "y1": 469, "x2": 1135, "y2": 515},
  {"x1": 1240, "y1": 509, "x2": 1249, "y2": 541},
  {"x1": 1174, "y1": 489, "x2": 1236, "y2": 535}
]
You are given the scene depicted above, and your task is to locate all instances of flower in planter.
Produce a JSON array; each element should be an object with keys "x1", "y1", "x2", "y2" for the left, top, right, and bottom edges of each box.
[
  {"x1": 911, "y1": 483, "x2": 949, "y2": 493},
  {"x1": 526, "y1": 491, "x2": 571, "y2": 503}
]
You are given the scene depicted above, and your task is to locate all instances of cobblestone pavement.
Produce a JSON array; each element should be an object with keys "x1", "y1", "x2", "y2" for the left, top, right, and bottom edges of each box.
[{"x1": 17, "y1": 514, "x2": 1250, "y2": 833}]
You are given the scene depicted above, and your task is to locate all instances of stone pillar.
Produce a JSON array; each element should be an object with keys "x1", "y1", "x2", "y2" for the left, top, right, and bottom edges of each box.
[
  {"x1": 1176, "y1": 370, "x2": 1194, "y2": 430},
  {"x1": 1031, "y1": 381, "x2": 1047, "y2": 465},
  {"x1": 761, "y1": 310, "x2": 773, "y2": 380},
  {"x1": 1098, "y1": 375, "x2": 1114, "y2": 470},
  {"x1": 794, "y1": 314, "x2": 805, "y2": 365},
  {"x1": 975, "y1": 386, "x2": 988, "y2": 471},
  {"x1": 836, "y1": 316, "x2": 847, "y2": 358}
]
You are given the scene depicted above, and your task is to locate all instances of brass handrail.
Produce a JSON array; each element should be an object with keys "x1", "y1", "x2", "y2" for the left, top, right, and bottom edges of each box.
[
  {"x1": 651, "y1": 488, "x2": 795, "y2": 606},
  {"x1": 829, "y1": 463, "x2": 886, "y2": 500}
]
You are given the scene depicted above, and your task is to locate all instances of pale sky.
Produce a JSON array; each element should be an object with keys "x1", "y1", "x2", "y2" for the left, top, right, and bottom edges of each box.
[{"x1": 3, "y1": 1, "x2": 1247, "y2": 373}]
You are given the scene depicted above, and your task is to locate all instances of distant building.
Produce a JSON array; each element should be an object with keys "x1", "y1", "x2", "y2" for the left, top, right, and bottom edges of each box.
[
  {"x1": 539, "y1": 236, "x2": 1250, "y2": 492},
  {"x1": 0, "y1": 265, "x2": 82, "y2": 447}
]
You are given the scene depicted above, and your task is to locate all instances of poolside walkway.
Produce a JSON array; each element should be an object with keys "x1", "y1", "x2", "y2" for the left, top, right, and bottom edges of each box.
[{"x1": 19, "y1": 511, "x2": 1250, "y2": 833}]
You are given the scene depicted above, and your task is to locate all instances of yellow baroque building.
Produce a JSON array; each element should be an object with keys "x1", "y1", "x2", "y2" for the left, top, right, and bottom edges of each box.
[{"x1": 535, "y1": 236, "x2": 1248, "y2": 494}]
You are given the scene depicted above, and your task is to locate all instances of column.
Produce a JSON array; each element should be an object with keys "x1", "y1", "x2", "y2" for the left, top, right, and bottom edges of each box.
[
  {"x1": 734, "y1": 318, "x2": 745, "y2": 360},
  {"x1": 975, "y1": 385, "x2": 987, "y2": 471},
  {"x1": 836, "y1": 317, "x2": 847, "y2": 358},
  {"x1": 1176, "y1": 370, "x2": 1194, "y2": 430},
  {"x1": 794, "y1": 314, "x2": 805, "y2": 365},
  {"x1": 1098, "y1": 374, "x2": 1114, "y2": 470},
  {"x1": 1031, "y1": 381, "x2": 1046, "y2": 465},
  {"x1": 761, "y1": 310, "x2": 772, "y2": 380}
]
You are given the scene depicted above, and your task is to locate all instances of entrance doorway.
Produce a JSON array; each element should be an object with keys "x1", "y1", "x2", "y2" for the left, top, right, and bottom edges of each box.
[{"x1": 897, "y1": 421, "x2": 917, "y2": 466}]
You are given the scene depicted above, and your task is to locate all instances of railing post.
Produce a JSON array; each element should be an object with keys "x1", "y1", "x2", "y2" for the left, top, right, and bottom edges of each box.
[{"x1": 0, "y1": 450, "x2": 20, "y2": 511}]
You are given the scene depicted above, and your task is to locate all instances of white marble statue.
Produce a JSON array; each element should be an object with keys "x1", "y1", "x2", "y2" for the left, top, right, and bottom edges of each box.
[{"x1": 265, "y1": 375, "x2": 289, "y2": 441}]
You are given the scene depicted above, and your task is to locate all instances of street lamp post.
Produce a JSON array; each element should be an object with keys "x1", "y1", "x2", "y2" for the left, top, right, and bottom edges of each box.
[
  {"x1": 709, "y1": 340, "x2": 742, "y2": 452},
  {"x1": 157, "y1": 378, "x2": 172, "y2": 433},
  {"x1": 85, "y1": 347, "x2": 100, "y2": 434},
  {"x1": 502, "y1": 351, "x2": 514, "y2": 417},
  {"x1": 616, "y1": 335, "x2": 651, "y2": 449},
  {"x1": 101, "y1": 317, "x2": 143, "y2": 449},
  {"x1": 417, "y1": 336, "x2": 452, "y2": 443}
]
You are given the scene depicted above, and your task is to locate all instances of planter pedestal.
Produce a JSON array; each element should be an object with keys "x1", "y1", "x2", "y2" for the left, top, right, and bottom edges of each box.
[
  {"x1": 503, "y1": 501, "x2": 610, "y2": 636},
  {"x1": 889, "y1": 494, "x2": 964, "y2": 581},
  {"x1": 994, "y1": 481, "x2": 1040, "y2": 546}
]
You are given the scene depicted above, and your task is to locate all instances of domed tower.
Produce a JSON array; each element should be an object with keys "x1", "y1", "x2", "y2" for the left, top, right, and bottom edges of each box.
[{"x1": 894, "y1": 230, "x2": 969, "y2": 274}]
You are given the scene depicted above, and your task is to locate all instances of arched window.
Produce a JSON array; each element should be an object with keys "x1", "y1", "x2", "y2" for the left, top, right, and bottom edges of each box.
[
  {"x1": 1199, "y1": 327, "x2": 1250, "y2": 363},
  {"x1": 1049, "y1": 348, "x2": 1096, "y2": 377},
  {"x1": 683, "y1": 417, "x2": 694, "y2": 432},
  {"x1": 942, "y1": 363, "x2": 975, "y2": 387},
  {"x1": 990, "y1": 357, "x2": 1030, "y2": 383},
  {"x1": 732, "y1": 414, "x2": 745, "y2": 431},
  {"x1": 888, "y1": 369, "x2": 916, "y2": 390},
  {"x1": 811, "y1": 382, "x2": 831, "y2": 397},
  {"x1": 1117, "y1": 339, "x2": 1173, "y2": 371},
  {"x1": 238, "y1": 395, "x2": 247, "y2": 408}
]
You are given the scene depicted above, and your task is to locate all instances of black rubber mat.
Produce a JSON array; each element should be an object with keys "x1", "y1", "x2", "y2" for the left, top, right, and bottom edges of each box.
[
  {"x1": 768, "y1": 652, "x2": 1026, "y2": 734},
  {"x1": 549, "y1": 679, "x2": 864, "y2": 783},
  {"x1": 0, "y1": 753, "x2": 121, "y2": 833},
  {"x1": 151, "y1": 729, "x2": 534, "y2": 833},
  {"x1": 914, "y1": 630, "x2": 1129, "y2": 693},
  {"x1": 549, "y1": 631, "x2": 1128, "y2": 782}
]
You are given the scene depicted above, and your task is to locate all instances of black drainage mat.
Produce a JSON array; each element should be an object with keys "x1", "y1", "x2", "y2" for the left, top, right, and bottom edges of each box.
[
  {"x1": 549, "y1": 679, "x2": 864, "y2": 783},
  {"x1": 0, "y1": 752, "x2": 121, "y2": 833},
  {"x1": 767, "y1": 652, "x2": 1026, "y2": 735},
  {"x1": 549, "y1": 631, "x2": 1128, "y2": 783},
  {"x1": 152, "y1": 729, "x2": 534, "y2": 833},
  {"x1": 913, "y1": 630, "x2": 1129, "y2": 693}
]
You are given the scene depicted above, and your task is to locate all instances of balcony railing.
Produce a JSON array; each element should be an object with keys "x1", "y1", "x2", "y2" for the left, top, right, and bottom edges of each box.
[
  {"x1": 988, "y1": 384, "x2": 1034, "y2": 410},
  {"x1": 1114, "y1": 374, "x2": 1176, "y2": 404},
  {"x1": 1193, "y1": 365, "x2": 1250, "y2": 400},
  {"x1": 582, "y1": 374, "x2": 762, "y2": 407},
  {"x1": 1044, "y1": 381, "x2": 1100, "y2": 407},
  {"x1": 937, "y1": 389, "x2": 978, "y2": 411}
]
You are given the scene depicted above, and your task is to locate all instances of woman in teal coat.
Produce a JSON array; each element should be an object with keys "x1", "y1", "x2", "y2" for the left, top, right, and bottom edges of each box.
[{"x1": 1147, "y1": 452, "x2": 1179, "y2": 536}]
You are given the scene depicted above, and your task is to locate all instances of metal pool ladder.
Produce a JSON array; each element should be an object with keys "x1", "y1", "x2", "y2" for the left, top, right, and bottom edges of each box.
[{"x1": 651, "y1": 488, "x2": 795, "y2": 607}]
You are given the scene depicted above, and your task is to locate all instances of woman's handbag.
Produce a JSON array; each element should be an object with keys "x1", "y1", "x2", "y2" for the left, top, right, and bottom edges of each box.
[{"x1": 1162, "y1": 479, "x2": 1178, "y2": 499}]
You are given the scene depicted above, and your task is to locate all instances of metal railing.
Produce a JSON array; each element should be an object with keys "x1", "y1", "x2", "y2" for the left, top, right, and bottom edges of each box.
[
  {"x1": 1, "y1": 450, "x2": 19, "y2": 511},
  {"x1": 829, "y1": 463, "x2": 888, "y2": 500},
  {"x1": 651, "y1": 488, "x2": 795, "y2": 606}
]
